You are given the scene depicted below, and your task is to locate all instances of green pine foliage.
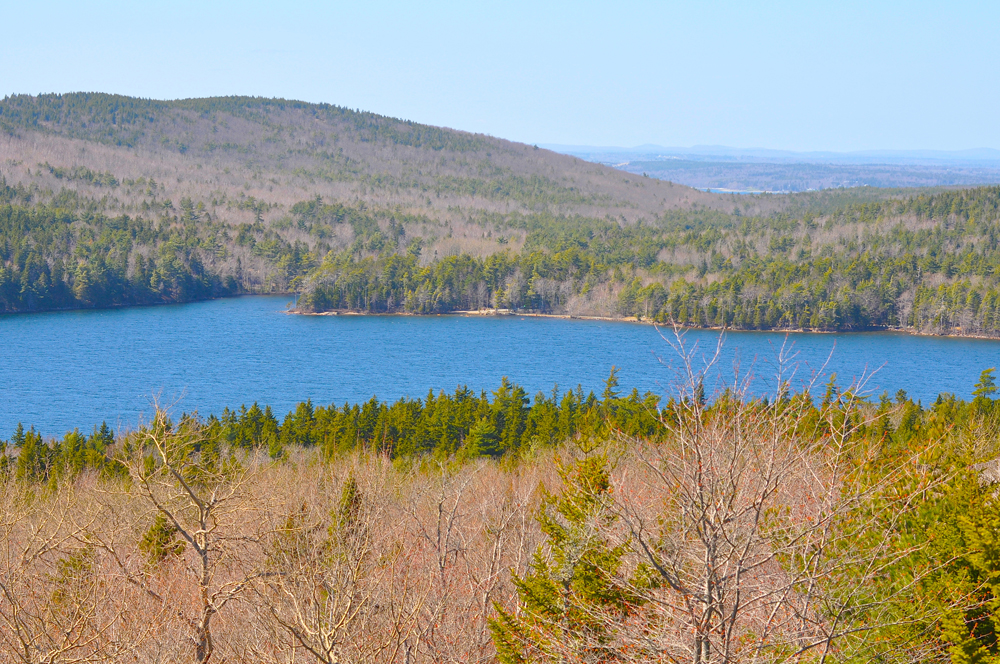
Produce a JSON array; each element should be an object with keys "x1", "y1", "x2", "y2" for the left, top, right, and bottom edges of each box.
[
  {"x1": 0, "y1": 374, "x2": 662, "y2": 479},
  {"x1": 139, "y1": 513, "x2": 186, "y2": 565},
  {"x1": 459, "y1": 418, "x2": 502, "y2": 460},
  {"x1": 795, "y1": 388, "x2": 1000, "y2": 663},
  {"x1": 293, "y1": 186, "x2": 1000, "y2": 335},
  {"x1": 0, "y1": 188, "x2": 238, "y2": 312},
  {"x1": 6, "y1": 421, "x2": 119, "y2": 483},
  {"x1": 974, "y1": 369, "x2": 998, "y2": 400},
  {"x1": 490, "y1": 455, "x2": 650, "y2": 663},
  {"x1": 333, "y1": 474, "x2": 363, "y2": 539},
  {"x1": 49, "y1": 546, "x2": 96, "y2": 607}
]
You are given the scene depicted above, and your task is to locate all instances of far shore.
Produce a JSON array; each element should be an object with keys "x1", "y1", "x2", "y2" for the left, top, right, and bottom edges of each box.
[
  {"x1": 283, "y1": 306, "x2": 1000, "y2": 341},
  {"x1": 7, "y1": 295, "x2": 999, "y2": 341}
]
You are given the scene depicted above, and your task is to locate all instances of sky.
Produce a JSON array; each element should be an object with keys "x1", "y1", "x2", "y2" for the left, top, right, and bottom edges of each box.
[{"x1": 2, "y1": 0, "x2": 998, "y2": 152}]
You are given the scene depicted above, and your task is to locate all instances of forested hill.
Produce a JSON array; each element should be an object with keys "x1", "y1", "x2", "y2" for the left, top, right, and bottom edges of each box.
[
  {"x1": 295, "y1": 185, "x2": 1000, "y2": 336},
  {"x1": 1, "y1": 93, "x2": 995, "y2": 336},
  {"x1": 0, "y1": 92, "x2": 720, "y2": 311},
  {"x1": 0, "y1": 93, "x2": 724, "y2": 221}
]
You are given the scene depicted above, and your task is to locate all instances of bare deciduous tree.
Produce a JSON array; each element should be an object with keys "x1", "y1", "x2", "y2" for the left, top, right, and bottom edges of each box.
[
  {"x1": 607, "y1": 332, "x2": 946, "y2": 664},
  {"x1": 126, "y1": 409, "x2": 264, "y2": 664},
  {"x1": 0, "y1": 477, "x2": 159, "y2": 664},
  {"x1": 255, "y1": 464, "x2": 421, "y2": 663}
]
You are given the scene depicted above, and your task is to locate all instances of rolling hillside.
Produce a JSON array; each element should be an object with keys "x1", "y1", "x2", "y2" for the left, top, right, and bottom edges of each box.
[
  {"x1": 0, "y1": 93, "x2": 727, "y2": 306},
  {"x1": 0, "y1": 93, "x2": 725, "y2": 221}
]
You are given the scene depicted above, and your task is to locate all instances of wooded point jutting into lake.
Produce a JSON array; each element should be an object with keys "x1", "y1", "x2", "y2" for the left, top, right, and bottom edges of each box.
[{"x1": 5, "y1": 2, "x2": 1000, "y2": 660}]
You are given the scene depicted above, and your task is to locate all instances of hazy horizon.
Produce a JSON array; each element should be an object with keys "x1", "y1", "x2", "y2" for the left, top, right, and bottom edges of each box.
[{"x1": 540, "y1": 144, "x2": 1000, "y2": 162}]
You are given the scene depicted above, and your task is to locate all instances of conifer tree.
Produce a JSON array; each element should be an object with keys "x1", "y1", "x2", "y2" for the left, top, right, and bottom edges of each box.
[
  {"x1": 490, "y1": 455, "x2": 648, "y2": 663},
  {"x1": 973, "y1": 367, "x2": 997, "y2": 400}
]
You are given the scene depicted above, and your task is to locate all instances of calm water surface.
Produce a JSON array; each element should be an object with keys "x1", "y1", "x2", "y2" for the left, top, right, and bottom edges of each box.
[{"x1": 2, "y1": 295, "x2": 999, "y2": 437}]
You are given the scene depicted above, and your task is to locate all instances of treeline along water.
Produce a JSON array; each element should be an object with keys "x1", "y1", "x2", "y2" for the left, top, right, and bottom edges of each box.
[{"x1": 0, "y1": 294, "x2": 998, "y2": 437}]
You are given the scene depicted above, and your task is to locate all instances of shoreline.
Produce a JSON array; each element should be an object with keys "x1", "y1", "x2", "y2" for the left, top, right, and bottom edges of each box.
[
  {"x1": 6, "y1": 294, "x2": 1000, "y2": 342},
  {"x1": 0, "y1": 291, "x2": 295, "y2": 318},
  {"x1": 284, "y1": 307, "x2": 1000, "y2": 341}
]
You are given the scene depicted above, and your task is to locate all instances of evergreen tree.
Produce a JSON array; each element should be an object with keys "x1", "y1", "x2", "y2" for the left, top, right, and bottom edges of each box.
[
  {"x1": 139, "y1": 513, "x2": 186, "y2": 565},
  {"x1": 490, "y1": 455, "x2": 649, "y2": 663},
  {"x1": 460, "y1": 418, "x2": 501, "y2": 460},
  {"x1": 973, "y1": 368, "x2": 998, "y2": 400},
  {"x1": 15, "y1": 427, "x2": 48, "y2": 482}
]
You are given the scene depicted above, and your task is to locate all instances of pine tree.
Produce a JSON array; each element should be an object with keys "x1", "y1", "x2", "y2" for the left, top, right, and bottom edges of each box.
[
  {"x1": 460, "y1": 418, "x2": 501, "y2": 459},
  {"x1": 973, "y1": 368, "x2": 997, "y2": 400},
  {"x1": 139, "y1": 513, "x2": 186, "y2": 565},
  {"x1": 490, "y1": 455, "x2": 649, "y2": 663},
  {"x1": 15, "y1": 427, "x2": 48, "y2": 482}
]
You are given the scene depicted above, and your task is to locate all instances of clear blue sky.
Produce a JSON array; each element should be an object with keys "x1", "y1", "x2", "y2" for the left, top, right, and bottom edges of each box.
[{"x1": 3, "y1": 1, "x2": 997, "y2": 151}]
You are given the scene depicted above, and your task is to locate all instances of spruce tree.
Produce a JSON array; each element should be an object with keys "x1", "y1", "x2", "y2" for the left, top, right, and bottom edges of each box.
[{"x1": 490, "y1": 455, "x2": 648, "y2": 663}]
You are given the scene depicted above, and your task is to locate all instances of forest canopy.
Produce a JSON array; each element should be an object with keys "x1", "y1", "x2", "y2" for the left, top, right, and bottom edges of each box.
[{"x1": 7, "y1": 171, "x2": 1000, "y2": 337}]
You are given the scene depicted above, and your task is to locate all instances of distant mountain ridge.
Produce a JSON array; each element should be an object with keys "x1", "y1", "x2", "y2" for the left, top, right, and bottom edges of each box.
[
  {"x1": 0, "y1": 93, "x2": 496, "y2": 153},
  {"x1": 543, "y1": 143, "x2": 1000, "y2": 165}
]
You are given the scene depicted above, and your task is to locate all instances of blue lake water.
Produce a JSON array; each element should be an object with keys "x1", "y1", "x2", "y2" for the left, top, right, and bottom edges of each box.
[{"x1": 2, "y1": 295, "x2": 999, "y2": 437}]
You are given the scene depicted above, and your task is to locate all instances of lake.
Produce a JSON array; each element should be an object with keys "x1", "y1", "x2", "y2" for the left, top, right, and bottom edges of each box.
[{"x1": 2, "y1": 295, "x2": 999, "y2": 437}]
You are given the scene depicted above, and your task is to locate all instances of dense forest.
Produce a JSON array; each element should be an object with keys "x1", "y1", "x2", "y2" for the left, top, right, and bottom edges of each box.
[
  {"x1": 4, "y1": 93, "x2": 1000, "y2": 335},
  {"x1": 0, "y1": 93, "x2": 495, "y2": 153},
  {"x1": 10, "y1": 167, "x2": 1000, "y2": 337},
  {"x1": 4, "y1": 373, "x2": 1000, "y2": 662},
  {"x1": 0, "y1": 195, "x2": 236, "y2": 311},
  {"x1": 0, "y1": 93, "x2": 716, "y2": 222},
  {"x1": 298, "y1": 185, "x2": 1000, "y2": 335},
  {"x1": 0, "y1": 178, "x2": 313, "y2": 311}
]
